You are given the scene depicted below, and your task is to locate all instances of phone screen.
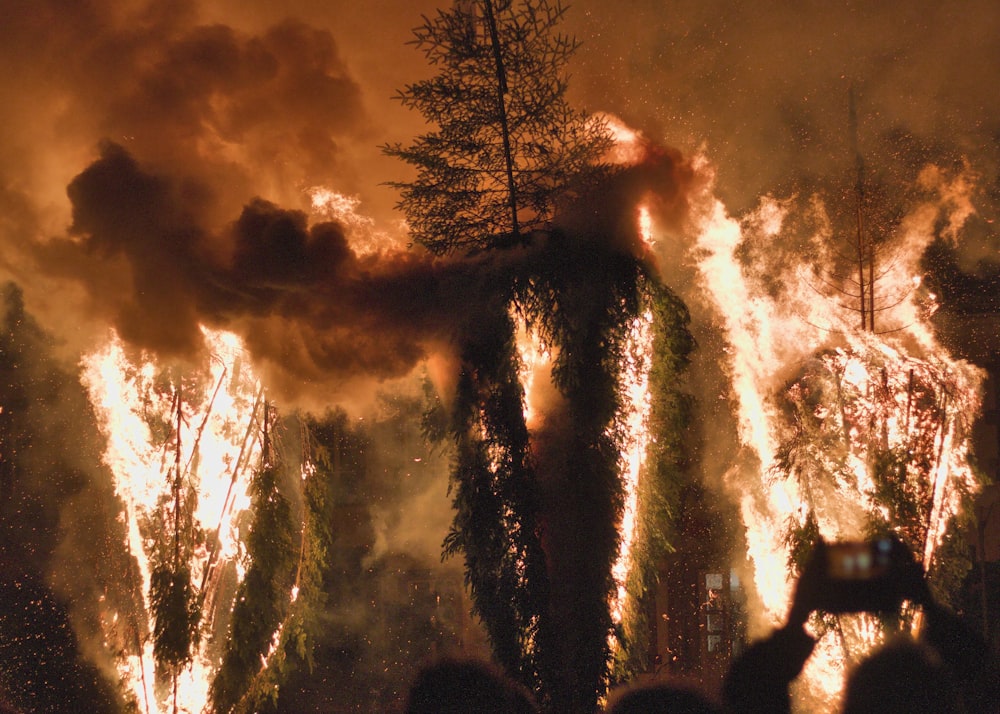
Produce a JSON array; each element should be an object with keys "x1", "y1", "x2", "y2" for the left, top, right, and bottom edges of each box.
[
  {"x1": 827, "y1": 540, "x2": 893, "y2": 580},
  {"x1": 815, "y1": 538, "x2": 905, "y2": 613}
]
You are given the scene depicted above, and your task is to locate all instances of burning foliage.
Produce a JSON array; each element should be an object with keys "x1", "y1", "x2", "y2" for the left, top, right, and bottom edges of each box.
[
  {"x1": 209, "y1": 457, "x2": 296, "y2": 713},
  {"x1": 688, "y1": 154, "x2": 987, "y2": 707},
  {"x1": 381, "y1": 3, "x2": 701, "y2": 708},
  {"x1": 774, "y1": 339, "x2": 981, "y2": 597},
  {"x1": 430, "y1": 207, "x2": 697, "y2": 711}
]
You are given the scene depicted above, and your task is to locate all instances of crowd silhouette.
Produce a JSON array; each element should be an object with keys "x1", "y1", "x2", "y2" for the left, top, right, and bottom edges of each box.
[{"x1": 405, "y1": 538, "x2": 999, "y2": 713}]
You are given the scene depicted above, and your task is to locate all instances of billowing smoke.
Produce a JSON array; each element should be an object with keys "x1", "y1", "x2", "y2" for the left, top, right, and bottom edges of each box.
[{"x1": 42, "y1": 141, "x2": 472, "y2": 399}]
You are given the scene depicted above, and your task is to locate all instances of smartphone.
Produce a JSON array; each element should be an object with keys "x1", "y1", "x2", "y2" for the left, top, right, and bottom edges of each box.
[
  {"x1": 817, "y1": 538, "x2": 901, "y2": 613},
  {"x1": 826, "y1": 539, "x2": 895, "y2": 580}
]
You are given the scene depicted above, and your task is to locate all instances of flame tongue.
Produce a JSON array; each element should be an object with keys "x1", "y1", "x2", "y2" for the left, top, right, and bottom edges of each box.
[
  {"x1": 81, "y1": 328, "x2": 263, "y2": 713},
  {"x1": 610, "y1": 306, "x2": 655, "y2": 627},
  {"x1": 687, "y1": 156, "x2": 984, "y2": 707}
]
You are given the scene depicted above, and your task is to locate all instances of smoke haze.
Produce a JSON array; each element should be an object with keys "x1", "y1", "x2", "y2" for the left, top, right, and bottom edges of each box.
[{"x1": 1, "y1": 0, "x2": 997, "y2": 369}]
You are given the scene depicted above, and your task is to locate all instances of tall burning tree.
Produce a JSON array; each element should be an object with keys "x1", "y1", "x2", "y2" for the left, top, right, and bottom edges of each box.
[
  {"x1": 386, "y1": 1, "x2": 694, "y2": 710},
  {"x1": 689, "y1": 156, "x2": 985, "y2": 708},
  {"x1": 82, "y1": 332, "x2": 351, "y2": 714}
]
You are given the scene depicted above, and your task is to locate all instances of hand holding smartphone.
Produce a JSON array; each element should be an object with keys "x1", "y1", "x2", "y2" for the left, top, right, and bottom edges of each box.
[{"x1": 790, "y1": 536, "x2": 926, "y2": 616}]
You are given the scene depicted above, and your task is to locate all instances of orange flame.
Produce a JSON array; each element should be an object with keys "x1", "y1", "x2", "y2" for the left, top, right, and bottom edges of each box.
[
  {"x1": 685, "y1": 155, "x2": 984, "y2": 707},
  {"x1": 81, "y1": 328, "x2": 264, "y2": 713},
  {"x1": 610, "y1": 306, "x2": 655, "y2": 629}
]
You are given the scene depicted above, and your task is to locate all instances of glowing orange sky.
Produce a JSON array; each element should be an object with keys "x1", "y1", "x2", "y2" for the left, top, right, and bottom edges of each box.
[{"x1": 1, "y1": 0, "x2": 998, "y2": 390}]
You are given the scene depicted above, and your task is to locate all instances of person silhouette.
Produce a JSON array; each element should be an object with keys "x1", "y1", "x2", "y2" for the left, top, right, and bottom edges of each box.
[
  {"x1": 722, "y1": 537, "x2": 999, "y2": 714},
  {"x1": 404, "y1": 657, "x2": 538, "y2": 714}
]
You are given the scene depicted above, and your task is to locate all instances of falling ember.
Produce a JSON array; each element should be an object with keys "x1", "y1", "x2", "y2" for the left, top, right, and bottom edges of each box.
[
  {"x1": 685, "y1": 156, "x2": 985, "y2": 708},
  {"x1": 80, "y1": 328, "x2": 264, "y2": 714}
]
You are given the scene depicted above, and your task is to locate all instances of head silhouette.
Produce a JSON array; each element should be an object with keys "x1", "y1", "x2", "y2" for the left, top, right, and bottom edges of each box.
[
  {"x1": 608, "y1": 682, "x2": 721, "y2": 714},
  {"x1": 405, "y1": 658, "x2": 538, "y2": 714},
  {"x1": 842, "y1": 637, "x2": 962, "y2": 714}
]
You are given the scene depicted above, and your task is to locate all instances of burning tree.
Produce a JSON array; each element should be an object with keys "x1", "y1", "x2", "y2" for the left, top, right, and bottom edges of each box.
[
  {"x1": 209, "y1": 406, "x2": 297, "y2": 714},
  {"x1": 387, "y1": 2, "x2": 695, "y2": 710},
  {"x1": 797, "y1": 90, "x2": 918, "y2": 335},
  {"x1": 693, "y1": 153, "x2": 986, "y2": 707},
  {"x1": 81, "y1": 332, "x2": 326, "y2": 713},
  {"x1": 775, "y1": 340, "x2": 982, "y2": 603}
]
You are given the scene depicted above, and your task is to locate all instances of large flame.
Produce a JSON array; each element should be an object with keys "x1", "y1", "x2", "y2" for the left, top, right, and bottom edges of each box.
[
  {"x1": 609, "y1": 207, "x2": 658, "y2": 630},
  {"x1": 684, "y1": 155, "x2": 984, "y2": 707},
  {"x1": 609, "y1": 305, "x2": 655, "y2": 629},
  {"x1": 81, "y1": 328, "x2": 264, "y2": 714}
]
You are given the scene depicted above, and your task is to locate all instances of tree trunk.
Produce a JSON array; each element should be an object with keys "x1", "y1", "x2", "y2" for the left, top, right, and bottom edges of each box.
[{"x1": 483, "y1": 0, "x2": 520, "y2": 240}]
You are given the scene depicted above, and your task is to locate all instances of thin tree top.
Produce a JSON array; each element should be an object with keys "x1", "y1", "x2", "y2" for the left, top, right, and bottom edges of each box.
[{"x1": 384, "y1": 0, "x2": 613, "y2": 255}]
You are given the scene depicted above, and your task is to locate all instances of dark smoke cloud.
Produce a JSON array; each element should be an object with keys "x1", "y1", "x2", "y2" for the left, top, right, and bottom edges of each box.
[
  {"x1": 0, "y1": 0, "x2": 372, "y2": 353},
  {"x1": 5, "y1": 0, "x2": 997, "y2": 357},
  {"x1": 37, "y1": 143, "x2": 454, "y2": 389},
  {"x1": 38, "y1": 140, "x2": 689, "y2": 405}
]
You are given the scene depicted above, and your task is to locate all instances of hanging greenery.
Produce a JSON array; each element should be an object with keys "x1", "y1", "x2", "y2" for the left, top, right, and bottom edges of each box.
[
  {"x1": 443, "y1": 293, "x2": 547, "y2": 692},
  {"x1": 145, "y1": 385, "x2": 202, "y2": 687},
  {"x1": 617, "y1": 281, "x2": 696, "y2": 677},
  {"x1": 224, "y1": 416, "x2": 338, "y2": 713},
  {"x1": 148, "y1": 563, "x2": 200, "y2": 670},
  {"x1": 386, "y1": 2, "x2": 696, "y2": 709},
  {"x1": 210, "y1": 443, "x2": 297, "y2": 714}
]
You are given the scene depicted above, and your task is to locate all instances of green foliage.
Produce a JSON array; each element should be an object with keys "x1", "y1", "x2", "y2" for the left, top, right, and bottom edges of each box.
[
  {"x1": 784, "y1": 509, "x2": 822, "y2": 576},
  {"x1": 925, "y1": 510, "x2": 975, "y2": 610},
  {"x1": 148, "y1": 564, "x2": 200, "y2": 670},
  {"x1": 145, "y1": 450, "x2": 202, "y2": 679},
  {"x1": 523, "y1": 237, "x2": 645, "y2": 711},
  {"x1": 233, "y1": 417, "x2": 342, "y2": 714},
  {"x1": 868, "y1": 446, "x2": 926, "y2": 544},
  {"x1": 617, "y1": 283, "x2": 695, "y2": 676},
  {"x1": 0, "y1": 283, "x2": 141, "y2": 712},
  {"x1": 441, "y1": 231, "x2": 696, "y2": 711},
  {"x1": 210, "y1": 465, "x2": 297, "y2": 714},
  {"x1": 444, "y1": 299, "x2": 547, "y2": 690},
  {"x1": 383, "y1": 0, "x2": 612, "y2": 254}
]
